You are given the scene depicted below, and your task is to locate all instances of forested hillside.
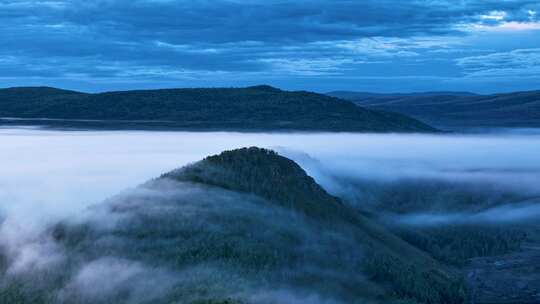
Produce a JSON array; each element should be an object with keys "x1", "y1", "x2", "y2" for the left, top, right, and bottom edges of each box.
[
  {"x1": 0, "y1": 85, "x2": 435, "y2": 132},
  {"x1": 0, "y1": 147, "x2": 464, "y2": 304}
]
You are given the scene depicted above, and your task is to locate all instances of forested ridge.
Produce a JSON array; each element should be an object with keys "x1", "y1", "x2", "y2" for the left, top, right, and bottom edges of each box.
[{"x1": 0, "y1": 85, "x2": 435, "y2": 132}]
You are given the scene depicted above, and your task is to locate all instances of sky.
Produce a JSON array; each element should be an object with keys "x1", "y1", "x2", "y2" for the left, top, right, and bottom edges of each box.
[{"x1": 0, "y1": 0, "x2": 539, "y2": 93}]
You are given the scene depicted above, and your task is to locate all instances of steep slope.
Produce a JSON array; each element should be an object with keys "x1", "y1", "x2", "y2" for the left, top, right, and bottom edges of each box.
[
  {"x1": 328, "y1": 90, "x2": 540, "y2": 129},
  {"x1": 0, "y1": 148, "x2": 463, "y2": 304},
  {"x1": 0, "y1": 86, "x2": 435, "y2": 132}
]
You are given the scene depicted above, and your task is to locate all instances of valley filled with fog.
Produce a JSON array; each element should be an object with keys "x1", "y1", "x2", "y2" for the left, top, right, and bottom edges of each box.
[
  {"x1": 2, "y1": 127, "x2": 539, "y2": 222},
  {"x1": 1, "y1": 127, "x2": 539, "y2": 303}
]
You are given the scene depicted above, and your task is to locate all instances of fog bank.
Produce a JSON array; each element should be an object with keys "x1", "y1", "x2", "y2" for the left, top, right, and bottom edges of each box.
[
  {"x1": 1, "y1": 127, "x2": 539, "y2": 302},
  {"x1": 1, "y1": 127, "x2": 539, "y2": 224}
]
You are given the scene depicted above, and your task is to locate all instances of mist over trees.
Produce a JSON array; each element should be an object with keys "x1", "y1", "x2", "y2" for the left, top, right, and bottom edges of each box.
[
  {"x1": 0, "y1": 147, "x2": 467, "y2": 304},
  {"x1": 0, "y1": 131, "x2": 539, "y2": 304}
]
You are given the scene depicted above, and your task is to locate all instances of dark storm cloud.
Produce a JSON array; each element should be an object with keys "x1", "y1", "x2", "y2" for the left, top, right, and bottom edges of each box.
[
  {"x1": 31, "y1": 0, "x2": 540, "y2": 42},
  {"x1": 0, "y1": 0, "x2": 539, "y2": 91}
]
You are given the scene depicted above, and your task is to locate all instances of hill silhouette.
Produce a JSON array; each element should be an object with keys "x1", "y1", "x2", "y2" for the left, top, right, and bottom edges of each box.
[
  {"x1": 328, "y1": 90, "x2": 540, "y2": 129},
  {"x1": 0, "y1": 85, "x2": 435, "y2": 132}
]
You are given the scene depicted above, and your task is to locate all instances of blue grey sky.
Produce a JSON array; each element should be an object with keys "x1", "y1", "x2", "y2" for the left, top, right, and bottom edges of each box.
[{"x1": 1, "y1": 0, "x2": 539, "y2": 93}]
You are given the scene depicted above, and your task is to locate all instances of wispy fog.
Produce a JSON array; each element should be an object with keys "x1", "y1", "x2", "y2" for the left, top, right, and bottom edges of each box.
[
  {"x1": 1, "y1": 127, "x2": 540, "y2": 225},
  {"x1": 1, "y1": 127, "x2": 539, "y2": 303},
  {"x1": 388, "y1": 199, "x2": 540, "y2": 227}
]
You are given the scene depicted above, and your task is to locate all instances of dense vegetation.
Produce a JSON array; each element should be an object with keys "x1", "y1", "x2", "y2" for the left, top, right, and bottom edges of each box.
[
  {"x1": 0, "y1": 85, "x2": 435, "y2": 132},
  {"x1": 328, "y1": 90, "x2": 540, "y2": 128},
  {"x1": 163, "y1": 148, "x2": 346, "y2": 220},
  {"x1": 333, "y1": 177, "x2": 534, "y2": 265},
  {"x1": 162, "y1": 148, "x2": 467, "y2": 303},
  {"x1": 395, "y1": 225, "x2": 526, "y2": 266},
  {"x1": 0, "y1": 147, "x2": 464, "y2": 304}
]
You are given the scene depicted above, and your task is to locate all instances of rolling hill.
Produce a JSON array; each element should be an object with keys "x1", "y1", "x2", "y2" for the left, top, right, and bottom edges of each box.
[
  {"x1": 0, "y1": 147, "x2": 464, "y2": 304},
  {"x1": 327, "y1": 90, "x2": 540, "y2": 129},
  {"x1": 0, "y1": 85, "x2": 435, "y2": 132}
]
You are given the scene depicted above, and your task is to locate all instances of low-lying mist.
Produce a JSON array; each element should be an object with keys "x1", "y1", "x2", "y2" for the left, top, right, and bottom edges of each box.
[
  {"x1": 3, "y1": 127, "x2": 539, "y2": 208},
  {"x1": 1, "y1": 127, "x2": 539, "y2": 302},
  {"x1": 2, "y1": 127, "x2": 539, "y2": 235}
]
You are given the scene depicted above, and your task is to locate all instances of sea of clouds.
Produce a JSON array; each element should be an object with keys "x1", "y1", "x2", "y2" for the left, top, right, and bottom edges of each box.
[
  {"x1": 1, "y1": 127, "x2": 539, "y2": 227},
  {"x1": 1, "y1": 127, "x2": 539, "y2": 303}
]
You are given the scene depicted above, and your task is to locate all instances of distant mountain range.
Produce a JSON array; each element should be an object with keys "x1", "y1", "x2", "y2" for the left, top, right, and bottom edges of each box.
[
  {"x1": 327, "y1": 90, "x2": 540, "y2": 129},
  {"x1": 328, "y1": 91, "x2": 478, "y2": 99},
  {"x1": 0, "y1": 85, "x2": 435, "y2": 132}
]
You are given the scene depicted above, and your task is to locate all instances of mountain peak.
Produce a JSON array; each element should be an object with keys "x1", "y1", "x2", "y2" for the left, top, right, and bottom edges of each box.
[
  {"x1": 47, "y1": 147, "x2": 463, "y2": 304},
  {"x1": 162, "y1": 147, "x2": 343, "y2": 219}
]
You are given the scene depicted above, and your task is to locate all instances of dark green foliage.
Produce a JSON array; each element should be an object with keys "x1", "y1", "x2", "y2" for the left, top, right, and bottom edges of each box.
[
  {"x1": 0, "y1": 147, "x2": 465, "y2": 304},
  {"x1": 340, "y1": 178, "x2": 531, "y2": 266},
  {"x1": 364, "y1": 253, "x2": 466, "y2": 304},
  {"x1": 160, "y1": 148, "x2": 465, "y2": 303},
  {"x1": 164, "y1": 147, "x2": 347, "y2": 220},
  {"x1": 0, "y1": 86, "x2": 435, "y2": 132},
  {"x1": 396, "y1": 225, "x2": 527, "y2": 265},
  {"x1": 48, "y1": 183, "x2": 380, "y2": 303},
  {"x1": 356, "y1": 178, "x2": 526, "y2": 214}
]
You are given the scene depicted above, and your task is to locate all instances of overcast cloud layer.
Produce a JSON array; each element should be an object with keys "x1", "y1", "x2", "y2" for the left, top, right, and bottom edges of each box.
[{"x1": 0, "y1": 0, "x2": 539, "y2": 93}]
